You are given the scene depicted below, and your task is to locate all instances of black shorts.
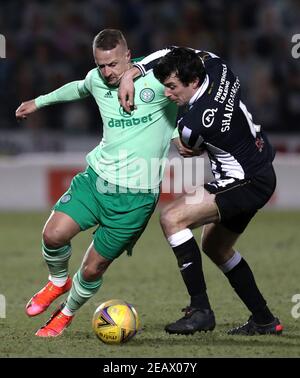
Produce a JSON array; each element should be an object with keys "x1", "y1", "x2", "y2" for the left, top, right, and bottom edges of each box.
[{"x1": 204, "y1": 164, "x2": 276, "y2": 234}]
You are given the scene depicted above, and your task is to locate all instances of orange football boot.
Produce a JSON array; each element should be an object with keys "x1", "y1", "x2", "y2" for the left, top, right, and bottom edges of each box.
[
  {"x1": 35, "y1": 305, "x2": 74, "y2": 337},
  {"x1": 25, "y1": 277, "x2": 72, "y2": 316}
]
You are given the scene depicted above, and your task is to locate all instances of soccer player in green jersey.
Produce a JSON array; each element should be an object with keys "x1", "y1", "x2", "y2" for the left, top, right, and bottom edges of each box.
[{"x1": 15, "y1": 29, "x2": 181, "y2": 337}]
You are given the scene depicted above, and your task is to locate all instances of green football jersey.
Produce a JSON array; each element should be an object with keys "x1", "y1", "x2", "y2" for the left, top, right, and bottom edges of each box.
[{"x1": 35, "y1": 67, "x2": 178, "y2": 190}]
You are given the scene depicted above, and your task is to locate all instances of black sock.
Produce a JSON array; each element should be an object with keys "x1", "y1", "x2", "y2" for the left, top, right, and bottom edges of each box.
[
  {"x1": 172, "y1": 237, "x2": 211, "y2": 310},
  {"x1": 225, "y1": 258, "x2": 274, "y2": 324}
]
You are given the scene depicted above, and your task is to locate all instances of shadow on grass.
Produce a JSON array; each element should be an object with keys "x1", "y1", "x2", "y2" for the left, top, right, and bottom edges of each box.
[{"x1": 124, "y1": 322, "x2": 300, "y2": 351}]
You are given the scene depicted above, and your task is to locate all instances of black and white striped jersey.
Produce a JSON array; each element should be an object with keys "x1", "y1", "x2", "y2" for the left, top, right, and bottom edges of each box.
[{"x1": 134, "y1": 48, "x2": 275, "y2": 180}]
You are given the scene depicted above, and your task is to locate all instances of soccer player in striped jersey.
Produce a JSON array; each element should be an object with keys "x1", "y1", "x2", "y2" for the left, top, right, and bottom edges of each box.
[
  {"x1": 15, "y1": 30, "x2": 180, "y2": 337},
  {"x1": 119, "y1": 47, "x2": 283, "y2": 336}
]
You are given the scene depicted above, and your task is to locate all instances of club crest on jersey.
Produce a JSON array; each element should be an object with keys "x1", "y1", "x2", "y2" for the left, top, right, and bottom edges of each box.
[
  {"x1": 140, "y1": 88, "x2": 155, "y2": 103},
  {"x1": 202, "y1": 108, "x2": 218, "y2": 128}
]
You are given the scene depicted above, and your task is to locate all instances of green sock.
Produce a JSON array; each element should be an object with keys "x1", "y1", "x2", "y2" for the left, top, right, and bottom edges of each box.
[
  {"x1": 42, "y1": 241, "x2": 72, "y2": 281},
  {"x1": 64, "y1": 270, "x2": 102, "y2": 314}
]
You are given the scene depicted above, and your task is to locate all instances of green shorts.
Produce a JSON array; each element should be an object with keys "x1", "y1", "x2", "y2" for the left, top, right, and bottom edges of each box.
[{"x1": 54, "y1": 166, "x2": 159, "y2": 260}]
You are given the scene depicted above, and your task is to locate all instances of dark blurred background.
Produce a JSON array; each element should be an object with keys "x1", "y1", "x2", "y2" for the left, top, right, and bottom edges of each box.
[{"x1": 0, "y1": 0, "x2": 299, "y2": 154}]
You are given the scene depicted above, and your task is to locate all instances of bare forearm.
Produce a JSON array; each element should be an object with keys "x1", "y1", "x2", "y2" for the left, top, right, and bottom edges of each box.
[{"x1": 118, "y1": 67, "x2": 142, "y2": 113}]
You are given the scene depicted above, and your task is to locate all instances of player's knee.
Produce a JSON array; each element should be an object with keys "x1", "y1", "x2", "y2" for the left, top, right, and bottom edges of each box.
[
  {"x1": 42, "y1": 227, "x2": 70, "y2": 249},
  {"x1": 81, "y1": 261, "x2": 109, "y2": 281},
  {"x1": 160, "y1": 206, "x2": 179, "y2": 231}
]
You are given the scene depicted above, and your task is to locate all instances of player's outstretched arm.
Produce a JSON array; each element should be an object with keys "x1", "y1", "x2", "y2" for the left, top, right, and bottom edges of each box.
[
  {"x1": 16, "y1": 99, "x2": 37, "y2": 120},
  {"x1": 16, "y1": 79, "x2": 91, "y2": 121}
]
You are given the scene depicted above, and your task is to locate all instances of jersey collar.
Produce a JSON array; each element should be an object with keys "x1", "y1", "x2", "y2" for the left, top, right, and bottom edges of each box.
[{"x1": 188, "y1": 74, "x2": 209, "y2": 107}]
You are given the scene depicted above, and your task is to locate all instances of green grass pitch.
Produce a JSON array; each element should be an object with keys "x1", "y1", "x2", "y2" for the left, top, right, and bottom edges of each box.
[{"x1": 0, "y1": 210, "x2": 300, "y2": 357}]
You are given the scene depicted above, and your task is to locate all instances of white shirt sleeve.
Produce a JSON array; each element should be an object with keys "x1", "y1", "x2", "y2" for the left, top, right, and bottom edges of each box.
[{"x1": 134, "y1": 47, "x2": 206, "y2": 76}]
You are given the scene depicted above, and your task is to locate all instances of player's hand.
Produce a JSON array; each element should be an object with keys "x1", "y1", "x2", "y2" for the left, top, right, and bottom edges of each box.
[
  {"x1": 173, "y1": 137, "x2": 205, "y2": 157},
  {"x1": 173, "y1": 137, "x2": 194, "y2": 157},
  {"x1": 118, "y1": 67, "x2": 141, "y2": 114},
  {"x1": 15, "y1": 99, "x2": 37, "y2": 121}
]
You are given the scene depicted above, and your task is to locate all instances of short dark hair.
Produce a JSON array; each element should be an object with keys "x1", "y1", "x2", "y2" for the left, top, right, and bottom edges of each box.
[
  {"x1": 93, "y1": 29, "x2": 127, "y2": 51},
  {"x1": 153, "y1": 47, "x2": 205, "y2": 87}
]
